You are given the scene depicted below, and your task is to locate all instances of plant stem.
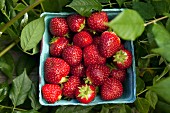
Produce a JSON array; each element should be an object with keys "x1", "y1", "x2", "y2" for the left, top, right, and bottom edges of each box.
[
  {"x1": 137, "y1": 88, "x2": 148, "y2": 96},
  {"x1": 0, "y1": 0, "x2": 44, "y2": 34},
  {"x1": 0, "y1": 105, "x2": 27, "y2": 112},
  {"x1": 144, "y1": 16, "x2": 168, "y2": 26},
  {"x1": 0, "y1": 39, "x2": 20, "y2": 57}
]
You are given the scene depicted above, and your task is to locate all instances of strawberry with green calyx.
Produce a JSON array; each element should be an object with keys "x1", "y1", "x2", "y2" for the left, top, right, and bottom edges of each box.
[
  {"x1": 110, "y1": 69, "x2": 126, "y2": 83},
  {"x1": 83, "y1": 44, "x2": 106, "y2": 67},
  {"x1": 49, "y1": 17, "x2": 69, "y2": 37},
  {"x1": 50, "y1": 37, "x2": 69, "y2": 57},
  {"x1": 62, "y1": 45, "x2": 82, "y2": 66},
  {"x1": 42, "y1": 84, "x2": 62, "y2": 103},
  {"x1": 75, "y1": 84, "x2": 96, "y2": 104},
  {"x1": 73, "y1": 31, "x2": 93, "y2": 48},
  {"x1": 62, "y1": 76, "x2": 81, "y2": 98},
  {"x1": 113, "y1": 49, "x2": 132, "y2": 69},
  {"x1": 67, "y1": 14, "x2": 85, "y2": 32},
  {"x1": 99, "y1": 31, "x2": 121, "y2": 58},
  {"x1": 87, "y1": 11, "x2": 108, "y2": 32},
  {"x1": 86, "y1": 64, "x2": 110, "y2": 86},
  {"x1": 44, "y1": 58, "x2": 70, "y2": 84},
  {"x1": 101, "y1": 77, "x2": 123, "y2": 100}
]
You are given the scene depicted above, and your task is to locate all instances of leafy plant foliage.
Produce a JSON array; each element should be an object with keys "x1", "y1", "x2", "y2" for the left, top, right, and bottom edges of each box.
[{"x1": 0, "y1": 0, "x2": 170, "y2": 113}]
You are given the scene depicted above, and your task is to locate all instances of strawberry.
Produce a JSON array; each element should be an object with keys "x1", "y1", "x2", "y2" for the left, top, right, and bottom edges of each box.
[
  {"x1": 75, "y1": 84, "x2": 96, "y2": 104},
  {"x1": 73, "y1": 31, "x2": 93, "y2": 48},
  {"x1": 42, "y1": 84, "x2": 62, "y2": 103},
  {"x1": 50, "y1": 17, "x2": 69, "y2": 37},
  {"x1": 87, "y1": 11, "x2": 108, "y2": 32},
  {"x1": 99, "y1": 31, "x2": 121, "y2": 58},
  {"x1": 86, "y1": 64, "x2": 110, "y2": 86},
  {"x1": 113, "y1": 49, "x2": 132, "y2": 69},
  {"x1": 83, "y1": 44, "x2": 106, "y2": 66},
  {"x1": 110, "y1": 69, "x2": 126, "y2": 83},
  {"x1": 44, "y1": 58, "x2": 70, "y2": 84},
  {"x1": 93, "y1": 36, "x2": 101, "y2": 46},
  {"x1": 100, "y1": 78, "x2": 123, "y2": 100},
  {"x1": 50, "y1": 37, "x2": 69, "y2": 57},
  {"x1": 67, "y1": 14, "x2": 85, "y2": 32},
  {"x1": 62, "y1": 45, "x2": 82, "y2": 66},
  {"x1": 62, "y1": 76, "x2": 81, "y2": 98},
  {"x1": 70, "y1": 63, "x2": 85, "y2": 77}
]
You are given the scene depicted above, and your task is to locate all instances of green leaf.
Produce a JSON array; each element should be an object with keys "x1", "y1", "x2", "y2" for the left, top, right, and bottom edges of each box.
[
  {"x1": 0, "y1": 82, "x2": 9, "y2": 102},
  {"x1": 55, "y1": 106, "x2": 93, "y2": 113},
  {"x1": 152, "y1": 45, "x2": 170, "y2": 62},
  {"x1": 107, "y1": 9, "x2": 145, "y2": 40},
  {"x1": 152, "y1": 23, "x2": 170, "y2": 47},
  {"x1": 20, "y1": 16, "x2": 45, "y2": 52},
  {"x1": 155, "y1": 100, "x2": 170, "y2": 113},
  {"x1": 9, "y1": 69, "x2": 32, "y2": 106},
  {"x1": 100, "y1": 106, "x2": 109, "y2": 113},
  {"x1": 15, "y1": 109, "x2": 40, "y2": 113},
  {"x1": 166, "y1": 18, "x2": 170, "y2": 32},
  {"x1": 133, "y1": 2, "x2": 156, "y2": 20},
  {"x1": 42, "y1": 0, "x2": 70, "y2": 12},
  {"x1": 116, "y1": 0, "x2": 126, "y2": 7},
  {"x1": 28, "y1": 83, "x2": 41, "y2": 110},
  {"x1": 0, "y1": 52, "x2": 15, "y2": 79},
  {"x1": 119, "y1": 104, "x2": 132, "y2": 113},
  {"x1": 136, "y1": 76, "x2": 145, "y2": 94},
  {"x1": 0, "y1": 0, "x2": 5, "y2": 9},
  {"x1": 66, "y1": 0, "x2": 102, "y2": 17},
  {"x1": 150, "y1": 77, "x2": 170, "y2": 104},
  {"x1": 145, "y1": 90, "x2": 158, "y2": 109},
  {"x1": 98, "y1": 0, "x2": 110, "y2": 3},
  {"x1": 152, "y1": 1, "x2": 170, "y2": 15},
  {"x1": 134, "y1": 97, "x2": 150, "y2": 113},
  {"x1": 14, "y1": 3, "x2": 26, "y2": 11}
]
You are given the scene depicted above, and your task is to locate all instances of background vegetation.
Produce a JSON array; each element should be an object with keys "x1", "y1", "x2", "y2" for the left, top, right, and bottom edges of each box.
[{"x1": 0, "y1": 0, "x2": 170, "y2": 113}]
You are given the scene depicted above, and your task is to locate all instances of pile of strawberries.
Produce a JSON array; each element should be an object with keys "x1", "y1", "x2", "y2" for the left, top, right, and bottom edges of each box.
[{"x1": 41, "y1": 11, "x2": 132, "y2": 104}]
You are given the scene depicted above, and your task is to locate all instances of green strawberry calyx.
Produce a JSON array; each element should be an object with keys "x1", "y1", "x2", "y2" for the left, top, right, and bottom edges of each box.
[
  {"x1": 78, "y1": 84, "x2": 94, "y2": 100},
  {"x1": 77, "y1": 20, "x2": 85, "y2": 32},
  {"x1": 113, "y1": 50, "x2": 127, "y2": 64}
]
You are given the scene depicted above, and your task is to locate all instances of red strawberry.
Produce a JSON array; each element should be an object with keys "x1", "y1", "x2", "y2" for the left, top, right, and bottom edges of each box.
[
  {"x1": 110, "y1": 69, "x2": 126, "y2": 83},
  {"x1": 42, "y1": 84, "x2": 62, "y2": 103},
  {"x1": 75, "y1": 84, "x2": 96, "y2": 104},
  {"x1": 70, "y1": 63, "x2": 85, "y2": 77},
  {"x1": 44, "y1": 58, "x2": 70, "y2": 84},
  {"x1": 86, "y1": 64, "x2": 110, "y2": 86},
  {"x1": 73, "y1": 31, "x2": 93, "y2": 48},
  {"x1": 113, "y1": 49, "x2": 132, "y2": 69},
  {"x1": 67, "y1": 14, "x2": 85, "y2": 32},
  {"x1": 101, "y1": 78, "x2": 123, "y2": 100},
  {"x1": 50, "y1": 37, "x2": 69, "y2": 57},
  {"x1": 93, "y1": 36, "x2": 101, "y2": 46},
  {"x1": 62, "y1": 76, "x2": 81, "y2": 98},
  {"x1": 87, "y1": 11, "x2": 108, "y2": 32},
  {"x1": 50, "y1": 17, "x2": 69, "y2": 37},
  {"x1": 62, "y1": 45, "x2": 82, "y2": 66},
  {"x1": 83, "y1": 44, "x2": 106, "y2": 66},
  {"x1": 99, "y1": 31, "x2": 121, "y2": 58}
]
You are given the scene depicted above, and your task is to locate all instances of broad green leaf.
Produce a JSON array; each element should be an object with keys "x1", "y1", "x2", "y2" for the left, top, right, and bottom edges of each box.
[
  {"x1": 145, "y1": 90, "x2": 158, "y2": 109},
  {"x1": 107, "y1": 9, "x2": 145, "y2": 40},
  {"x1": 100, "y1": 106, "x2": 109, "y2": 113},
  {"x1": 98, "y1": 0, "x2": 110, "y2": 3},
  {"x1": 0, "y1": 0, "x2": 5, "y2": 9},
  {"x1": 20, "y1": 17, "x2": 45, "y2": 52},
  {"x1": 0, "y1": 52, "x2": 14, "y2": 79},
  {"x1": 15, "y1": 109, "x2": 40, "y2": 113},
  {"x1": 133, "y1": 2, "x2": 156, "y2": 20},
  {"x1": 9, "y1": 69, "x2": 32, "y2": 106},
  {"x1": 16, "y1": 54, "x2": 36, "y2": 75},
  {"x1": 14, "y1": 3, "x2": 26, "y2": 11},
  {"x1": 116, "y1": 0, "x2": 126, "y2": 7},
  {"x1": 166, "y1": 18, "x2": 170, "y2": 32},
  {"x1": 134, "y1": 97, "x2": 150, "y2": 113},
  {"x1": 66, "y1": 0, "x2": 102, "y2": 17},
  {"x1": 55, "y1": 106, "x2": 93, "y2": 113},
  {"x1": 119, "y1": 104, "x2": 132, "y2": 113},
  {"x1": 136, "y1": 76, "x2": 145, "y2": 93},
  {"x1": 152, "y1": 23, "x2": 170, "y2": 47},
  {"x1": 150, "y1": 77, "x2": 170, "y2": 104},
  {"x1": 152, "y1": 1, "x2": 170, "y2": 15},
  {"x1": 155, "y1": 101, "x2": 170, "y2": 113},
  {"x1": 28, "y1": 83, "x2": 41, "y2": 110},
  {"x1": 152, "y1": 45, "x2": 170, "y2": 62},
  {"x1": 42, "y1": 0, "x2": 70, "y2": 12},
  {"x1": 0, "y1": 82, "x2": 9, "y2": 102}
]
